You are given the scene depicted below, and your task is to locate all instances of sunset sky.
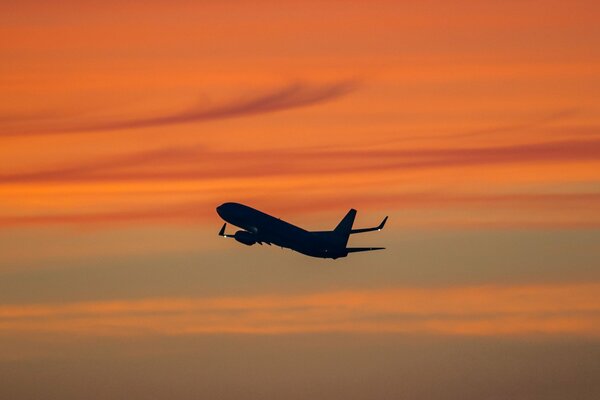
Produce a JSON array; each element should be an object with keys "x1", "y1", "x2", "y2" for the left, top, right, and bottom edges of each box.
[{"x1": 1, "y1": 1, "x2": 599, "y2": 398}]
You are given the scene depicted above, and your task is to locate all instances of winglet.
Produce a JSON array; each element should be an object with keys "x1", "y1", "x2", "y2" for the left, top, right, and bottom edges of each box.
[
  {"x1": 377, "y1": 216, "x2": 388, "y2": 231},
  {"x1": 218, "y1": 223, "x2": 227, "y2": 237},
  {"x1": 349, "y1": 215, "x2": 389, "y2": 234}
]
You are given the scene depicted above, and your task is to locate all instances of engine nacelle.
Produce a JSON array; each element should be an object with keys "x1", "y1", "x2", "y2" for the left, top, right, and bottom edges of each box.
[{"x1": 234, "y1": 230, "x2": 256, "y2": 246}]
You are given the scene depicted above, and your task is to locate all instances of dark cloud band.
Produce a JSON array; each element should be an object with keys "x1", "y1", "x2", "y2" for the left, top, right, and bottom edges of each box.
[{"x1": 1, "y1": 80, "x2": 358, "y2": 136}]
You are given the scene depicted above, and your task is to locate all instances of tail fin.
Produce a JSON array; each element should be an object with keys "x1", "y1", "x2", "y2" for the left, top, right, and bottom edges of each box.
[
  {"x1": 334, "y1": 209, "x2": 356, "y2": 246},
  {"x1": 335, "y1": 209, "x2": 356, "y2": 233}
]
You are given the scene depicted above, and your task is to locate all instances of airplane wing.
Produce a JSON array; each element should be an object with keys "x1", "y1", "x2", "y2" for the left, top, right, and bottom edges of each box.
[
  {"x1": 349, "y1": 216, "x2": 388, "y2": 234},
  {"x1": 346, "y1": 247, "x2": 385, "y2": 253},
  {"x1": 218, "y1": 223, "x2": 234, "y2": 238}
]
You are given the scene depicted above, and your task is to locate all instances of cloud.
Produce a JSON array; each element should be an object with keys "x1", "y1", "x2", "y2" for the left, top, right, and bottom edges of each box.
[
  {"x1": 0, "y1": 284, "x2": 598, "y2": 337},
  {"x1": 0, "y1": 146, "x2": 202, "y2": 183},
  {"x1": 1, "y1": 137, "x2": 599, "y2": 228},
  {"x1": 1, "y1": 81, "x2": 358, "y2": 136},
  {"x1": 456, "y1": 108, "x2": 580, "y2": 137},
  {"x1": 2, "y1": 138, "x2": 599, "y2": 184}
]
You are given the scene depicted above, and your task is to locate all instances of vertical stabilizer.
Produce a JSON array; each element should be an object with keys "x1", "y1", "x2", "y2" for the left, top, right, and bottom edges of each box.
[{"x1": 334, "y1": 209, "x2": 356, "y2": 246}]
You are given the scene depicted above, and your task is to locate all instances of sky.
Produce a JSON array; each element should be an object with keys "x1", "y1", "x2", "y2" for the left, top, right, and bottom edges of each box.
[{"x1": 1, "y1": 0, "x2": 600, "y2": 398}]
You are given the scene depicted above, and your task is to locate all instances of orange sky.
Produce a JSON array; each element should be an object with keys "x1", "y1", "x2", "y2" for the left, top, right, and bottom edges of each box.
[
  {"x1": 1, "y1": 1, "x2": 599, "y2": 399},
  {"x1": 1, "y1": 0, "x2": 600, "y2": 229},
  {"x1": 1, "y1": 283, "x2": 599, "y2": 336}
]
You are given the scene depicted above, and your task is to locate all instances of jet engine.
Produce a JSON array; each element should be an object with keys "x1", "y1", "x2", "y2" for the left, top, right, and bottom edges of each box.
[{"x1": 234, "y1": 230, "x2": 256, "y2": 246}]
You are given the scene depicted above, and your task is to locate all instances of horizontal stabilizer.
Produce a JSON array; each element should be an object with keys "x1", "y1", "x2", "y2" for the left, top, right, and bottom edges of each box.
[
  {"x1": 346, "y1": 247, "x2": 385, "y2": 253},
  {"x1": 350, "y1": 216, "x2": 388, "y2": 234}
]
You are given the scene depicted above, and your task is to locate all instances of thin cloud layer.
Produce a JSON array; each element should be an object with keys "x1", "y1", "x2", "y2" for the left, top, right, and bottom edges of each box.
[
  {"x1": 2, "y1": 138, "x2": 599, "y2": 183},
  {"x1": 1, "y1": 284, "x2": 598, "y2": 337},
  {"x1": 1, "y1": 136, "x2": 599, "y2": 229},
  {"x1": 2, "y1": 81, "x2": 358, "y2": 136}
]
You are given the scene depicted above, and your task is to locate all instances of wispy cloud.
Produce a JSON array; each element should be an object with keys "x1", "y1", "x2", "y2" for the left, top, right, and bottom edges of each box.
[
  {"x1": 1, "y1": 81, "x2": 358, "y2": 136},
  {"x1": 2, "y1": 136, "x2": 599, "y2": 228},
  {"x1": 2, "y1": 138, "x2": 599, "y2": 184},
  {"x1": 1, "y1": 284, "x2": 598, "y2": 337}
]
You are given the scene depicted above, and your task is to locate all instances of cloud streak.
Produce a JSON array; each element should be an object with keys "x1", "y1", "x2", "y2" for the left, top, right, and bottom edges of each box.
[
  {"x1": 1, "y1": 137, "x2": 599, "y2": 228},
  {"x1": 1, "y1": 81, "x2": 358, "y2": 136},
  {"x1": 1, "y1": 284, "x2": 598, "y2": 337},
  {"x1": 2, "y1": 138, "x2": 599, "y2": 184}
]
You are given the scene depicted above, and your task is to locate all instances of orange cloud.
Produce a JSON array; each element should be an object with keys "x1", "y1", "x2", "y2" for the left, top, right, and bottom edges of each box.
[
  {"x1": 1, "y1": 284, "x2": 598, "y2": 337},
  {"x1": 2, "y1": 132, "x2": 597, "y2": 229},
  {"x1": 2, "y1": 138, "x2": 599, "y2": 184}
]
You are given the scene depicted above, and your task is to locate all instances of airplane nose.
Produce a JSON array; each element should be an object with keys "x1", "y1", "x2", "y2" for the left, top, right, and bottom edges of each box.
[
  {"x1": 216, "y1": 203, "x2": 228, "y2": 219},
  {"x1": 216, "y1": 202, "x2": 238, "y2": 220}
]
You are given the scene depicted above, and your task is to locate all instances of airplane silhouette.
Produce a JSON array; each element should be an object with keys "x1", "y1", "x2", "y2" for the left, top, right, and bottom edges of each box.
[{"x1": 216, "y1": 202, "x2": 387, "y2": 259}]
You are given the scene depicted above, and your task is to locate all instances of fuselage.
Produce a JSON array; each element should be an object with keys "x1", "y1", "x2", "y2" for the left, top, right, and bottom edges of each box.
[{"x1": 216, "y1": 202, "x2": 347, "y2": 258}]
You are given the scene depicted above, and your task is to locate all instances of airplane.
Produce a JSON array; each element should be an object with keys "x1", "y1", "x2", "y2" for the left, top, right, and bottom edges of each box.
[{"x1": 216, "y1": 202, "x2": 387, "y2": 259}]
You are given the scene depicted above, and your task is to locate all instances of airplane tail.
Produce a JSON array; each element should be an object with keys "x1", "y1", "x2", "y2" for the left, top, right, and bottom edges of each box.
[
  {"x1": 334, "y1": 209, "x2": 356, "y2": 233},
  {"x1": 334, "y1": 209, "x2": 356, "y2": 246},
  {"x1": 333, "y1": 209, "x2": 388, "y2": 248}
]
